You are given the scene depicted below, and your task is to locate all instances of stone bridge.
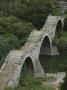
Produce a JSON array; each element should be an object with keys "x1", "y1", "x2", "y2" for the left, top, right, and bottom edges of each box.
[{"x1": 0, "y1": 15, "x2": 64, "y2": 90}]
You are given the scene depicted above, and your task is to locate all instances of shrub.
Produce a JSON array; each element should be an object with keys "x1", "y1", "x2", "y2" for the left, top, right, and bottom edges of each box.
[
  {"x1": 53, "y1": 32, "x2": 67, "y2": 53},
  {"x1": 0, "y1": 16, "x2": 34, "y2": 45},
  {"x1": 0, "y1": 16, "x2": 20, "y2": 33},
  {"x1": 0, "y1": 34, "x2": 20, "y2": 68},
  {"x1": 12, "y1": 22, "x2": 33, "y2": 39},
  {"x1": 16, "y1": 0, "x2": 57, "y2": 29},
  {"x1": 0, "y1": 0, "x2": 58, "y2": 29},
  {"x1": 56, "y1": 37, "x2": 67, "y2": 53},
  {"x1": 0, "y1": 16, "x2": 34, "y2": 67}
]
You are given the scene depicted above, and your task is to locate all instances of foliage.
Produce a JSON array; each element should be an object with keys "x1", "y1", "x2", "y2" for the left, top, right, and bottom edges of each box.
[
  {"x1": 12, "y1": 22, "x2": 33, "y2": 39},
  {"x1": 0, "y1": 0, "x2": 58, "y2": 29},
  {"x1": 15, "y1": 0, "x2": 58, "y2": 29},
  {"x1": 0, "y1": 16, "x2": 33, "y2": 34},
  {"x1": 0, "y1": 15, "x2": 34, "y2": 68},
  {"x1": 0, "y1": 16, "x2": 34, "y2": 44},
  {"x1": 57, "y1": 37, "x2": 67, "y2": 53},
  {"x1": 53, "y1": 32, "x2": 67, "y2": 53},
  {"x1": 4, "y1": 75, "x2": 57, "y2": 90},
  {"x1": 4, "y1": 76, "x2": 45, "y2": 90},
  {"x1": 0, "y1": 34, "x2": 20, "y2": 68}
]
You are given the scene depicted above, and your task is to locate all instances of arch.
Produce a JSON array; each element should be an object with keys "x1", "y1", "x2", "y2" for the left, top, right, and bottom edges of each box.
[
  {"x1": 55, "y1": 20, "x2": 63, "y2": 38},
  {"x1": 39, "y1": 36, "x2": 51, "y2": 56},
  {"x1": 56, "y1": 20, "x2": 62, "y2": 32},
  {"x1": 39, "y1": 36, "x2": 51, "y2": 72},
  {"x1": 63, "y1": 17, "x2": 67, "y2": 31},
  {"x1": 20, "y1": 57, "x2": 34, "y2": 80}
]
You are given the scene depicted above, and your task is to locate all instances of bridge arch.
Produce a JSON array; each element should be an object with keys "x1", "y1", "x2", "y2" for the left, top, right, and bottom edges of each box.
[
  {"x1": 55, "y1": 19, "x2": 63, "y2": 39},
  {"x1": 50, "y1": 19, "x2": 63, "y2": 55},
  {"x1": 39, "y1": 35, "x2": 51, "y2": 56},
  {"x1": 20, "y1": 57, "x2": 34, "y2": 80},
  {"x1": 38, "y1": 35, "x2": 51, "y2": 72},
  {"x1": 56, "y1": 20, "x2": 63, "y2": 33},
  {"x1": 56, "y1": 19, "x2": 63, "y2": 33},
  {"x1": 63, "y1": 17, "x2": 67, "y2": 31}
]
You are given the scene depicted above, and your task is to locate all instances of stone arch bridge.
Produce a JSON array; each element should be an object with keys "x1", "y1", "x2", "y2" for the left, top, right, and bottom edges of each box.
[{"x1": 0, "y1": 15, "x2": 64, "y2": 90}]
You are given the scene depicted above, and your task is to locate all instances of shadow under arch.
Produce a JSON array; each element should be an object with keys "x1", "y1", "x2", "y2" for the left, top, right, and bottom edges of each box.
[
  {"x1": 52, "y1": 20, "x2": 63, "y2": 52},
  {"x1": 55, "y1": 20, "x2": 63, "y2": 38},
  {"x1": 63, "y1": 17, "x2": 67, "y2": 31},
  {"x1": 39, "y1": 36, "x2": 51, "y2": 72},
  {"x1": 39, "y1": 36, "x2": 51, "y2": 56},
  {"x1": 19, "y1": 57, "x2": 34, "y2": 84}
]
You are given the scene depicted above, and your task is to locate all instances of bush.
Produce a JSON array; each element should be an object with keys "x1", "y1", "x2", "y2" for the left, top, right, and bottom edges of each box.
[
  {"x1": 53, "y1": 32, "x2": 67, "y2": 53},
  {"x1": 57, "y1": 37, "x2": 67, "y2": 53},
  {"x1": 0, "y1": 15, "x2": 20, "y2": 33},
  {"x1": 0, "y1": 16, "x2": 34, "y2": 67},
  {"x1": 12, "y1": 22, "x2": 33, "y2": 39},
  {"x1": 0, "y1": 0, "x2": 58, "y2": 29},
  {"x1": 0, "y1": 34, "x2": 20, "y2": 68},
  {"x1": 15, "y1": 0, "x2": 57, "y2": 29},
  {"x1": 0, "y1": 16, "x2": 34, "y2": 45},
  {"x1": 0, "y1": 34, "x2": 20, "y2": 54}
]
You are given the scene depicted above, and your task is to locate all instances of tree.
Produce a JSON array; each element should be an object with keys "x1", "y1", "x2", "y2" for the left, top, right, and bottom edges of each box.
[{"x1": 17, "y1": 0, "x2": 57, "y2": 29}]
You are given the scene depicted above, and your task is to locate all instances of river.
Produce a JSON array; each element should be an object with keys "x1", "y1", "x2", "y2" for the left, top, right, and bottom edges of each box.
[{"x1": 39, "y1": 54, "x2": 67, "y2": 73}]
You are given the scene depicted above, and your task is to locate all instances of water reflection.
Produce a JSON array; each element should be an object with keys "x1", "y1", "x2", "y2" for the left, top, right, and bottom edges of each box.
[{"x1": 39, "y1": 54, "x2": 67, "y2": 73}]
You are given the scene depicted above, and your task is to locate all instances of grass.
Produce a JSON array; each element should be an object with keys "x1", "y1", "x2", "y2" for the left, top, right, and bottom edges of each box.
[
  {"x1": 44, "y1": 85, "x2": 57, "y2": 90},
  {"x1": 4, "y1": 75, "x2": 57, "y2": 90}
]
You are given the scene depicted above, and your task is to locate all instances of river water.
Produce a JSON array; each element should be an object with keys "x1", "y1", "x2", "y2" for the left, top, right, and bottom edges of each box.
[{"x1": 39, "y1": 54, "x2": 67, "y2": 73}]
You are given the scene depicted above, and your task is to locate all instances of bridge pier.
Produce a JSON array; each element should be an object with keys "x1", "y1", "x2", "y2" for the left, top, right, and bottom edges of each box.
[
  {"x1": 51, "y1": 45, "x2": 59, "y2": 56},
  {"x1": 33, "y1": 59, "x2": 45, "y2": 78}
]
